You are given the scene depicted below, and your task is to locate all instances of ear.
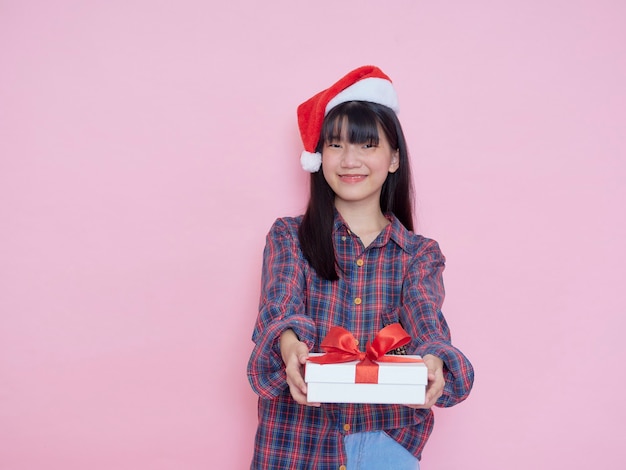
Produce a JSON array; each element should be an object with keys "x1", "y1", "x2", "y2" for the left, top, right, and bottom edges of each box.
[{"x1": 388, "y1": 149, "x2": 400, "y2": 173}]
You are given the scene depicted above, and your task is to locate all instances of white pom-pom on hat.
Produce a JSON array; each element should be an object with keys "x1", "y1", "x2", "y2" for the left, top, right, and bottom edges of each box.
[
  {"x1": 296, "y1": 65, "x2": 399, "y2": 172},
  {"x1": 300, "y1": 151, "x2": 322, "y2": 173}
]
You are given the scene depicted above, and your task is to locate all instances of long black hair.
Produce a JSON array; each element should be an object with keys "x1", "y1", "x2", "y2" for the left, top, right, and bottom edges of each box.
[{"x1": 298, "y1": 101, "x2": 415, "y2": 281}]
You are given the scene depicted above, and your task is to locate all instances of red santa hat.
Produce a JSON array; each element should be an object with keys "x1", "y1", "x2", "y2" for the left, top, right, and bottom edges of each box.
[{"x1": 297, "y1": 65, "x2": 400, "y2": 172}]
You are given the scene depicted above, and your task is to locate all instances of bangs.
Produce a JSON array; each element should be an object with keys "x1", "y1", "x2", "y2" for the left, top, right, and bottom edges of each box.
[{"x1": 320, "y1": 101, "x2": 380, "y2": 146}]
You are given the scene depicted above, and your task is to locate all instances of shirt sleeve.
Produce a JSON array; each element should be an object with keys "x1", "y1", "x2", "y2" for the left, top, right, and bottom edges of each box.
[
  {"x1": 398, "y1": 239, "x2": 475, "y2": 408},
  {"x1": 246, "y1": 218, "x2": 318, "y2": 400}
]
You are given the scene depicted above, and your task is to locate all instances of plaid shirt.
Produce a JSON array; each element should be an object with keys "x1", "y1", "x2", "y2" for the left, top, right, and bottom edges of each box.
[{"x1": 247, "y1": 213, "x2": 474, "y2": 470}]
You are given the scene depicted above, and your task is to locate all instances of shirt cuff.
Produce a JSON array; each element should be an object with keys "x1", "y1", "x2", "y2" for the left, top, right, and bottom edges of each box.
[{"x1": 247, "y1": 315, "x2": 317, "y2": 399}]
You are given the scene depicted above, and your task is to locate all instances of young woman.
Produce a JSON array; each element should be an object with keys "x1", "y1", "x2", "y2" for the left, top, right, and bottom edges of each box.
[{"x1": 247, "y1": 65, "x2": 474, "y2": 470}]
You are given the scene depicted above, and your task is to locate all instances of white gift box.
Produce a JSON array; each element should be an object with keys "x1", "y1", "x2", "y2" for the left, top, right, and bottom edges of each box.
[{"x1": 305, "y1": 353, "x2": 428, "y2": 404}]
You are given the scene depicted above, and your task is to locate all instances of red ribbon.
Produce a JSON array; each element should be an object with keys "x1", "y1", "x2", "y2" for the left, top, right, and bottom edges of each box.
[{"x1": 307, "y1": 324, "x2": 423, "y2": 383}]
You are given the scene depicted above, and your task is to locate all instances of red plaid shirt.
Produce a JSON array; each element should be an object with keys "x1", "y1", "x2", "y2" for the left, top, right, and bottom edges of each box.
[{"x1": 247, "y1": 213, "x2": 474, "y2": 469}]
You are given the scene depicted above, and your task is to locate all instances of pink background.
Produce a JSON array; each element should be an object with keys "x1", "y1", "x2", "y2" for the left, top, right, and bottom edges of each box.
[{"x1": 1, "y1": 1, "x2": 625, "y2": 468}]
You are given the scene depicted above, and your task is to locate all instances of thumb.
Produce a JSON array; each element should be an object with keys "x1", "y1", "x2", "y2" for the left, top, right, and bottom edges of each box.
[{"x1": 297, "y1": 344, "x2": 310, "y2": 364}]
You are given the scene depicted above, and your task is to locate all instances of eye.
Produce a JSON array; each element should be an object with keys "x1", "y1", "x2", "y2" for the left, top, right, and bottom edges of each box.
[{"x1": 327, "y1": 142, "x2": 342, "y2": 148}]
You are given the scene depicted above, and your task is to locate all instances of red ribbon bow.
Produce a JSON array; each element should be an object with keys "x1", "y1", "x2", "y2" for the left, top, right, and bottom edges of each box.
[{"x1": 307, "y1": 324, "x2": 423, "y2": 383}]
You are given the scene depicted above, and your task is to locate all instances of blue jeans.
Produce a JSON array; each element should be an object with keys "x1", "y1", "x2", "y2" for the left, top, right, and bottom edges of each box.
[{"x1": 344, "y1": 431, "x2": 420, "y2": 470}]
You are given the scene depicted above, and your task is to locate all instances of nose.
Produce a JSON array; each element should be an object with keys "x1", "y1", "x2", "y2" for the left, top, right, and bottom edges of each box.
[{"x1": 340, "y1": 145, "x2": 362, "y2": 168}]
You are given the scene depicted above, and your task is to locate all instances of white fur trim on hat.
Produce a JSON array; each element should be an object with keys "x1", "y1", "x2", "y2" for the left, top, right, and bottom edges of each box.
[
  {"x1": 325, "y1": 77, "x2": 399, "y2": 115},
  {"x1": 300, "y1": 150, "x2": 322, "y2": 172}
]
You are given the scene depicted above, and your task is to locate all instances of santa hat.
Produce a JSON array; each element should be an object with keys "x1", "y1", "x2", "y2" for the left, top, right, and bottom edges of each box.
[{"x1": 297, "y1": 65, "x2": 400, "y2": 172}]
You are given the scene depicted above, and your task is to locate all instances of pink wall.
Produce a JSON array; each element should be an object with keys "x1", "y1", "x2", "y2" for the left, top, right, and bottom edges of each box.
[{"x1": 1, "y1": 1, "x2": 625, "y2": 468}]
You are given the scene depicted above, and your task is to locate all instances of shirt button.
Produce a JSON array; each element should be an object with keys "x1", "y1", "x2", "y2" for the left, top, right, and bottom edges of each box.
[
  {"x1": 341, "y1": 236, "x2": 347, "y2": 241},
  {"x1": 356, "y1": 258, "x2": 364, "y2": 267},
  {"x1": 354, "y1": 297, "x2": 362, "y2": 305},
  {"x1": 340, "y1": 466, "x2": 347, "y2": 470},
  {"x1": 343, "y1": 423, "x2": 351, "y2": 431}
]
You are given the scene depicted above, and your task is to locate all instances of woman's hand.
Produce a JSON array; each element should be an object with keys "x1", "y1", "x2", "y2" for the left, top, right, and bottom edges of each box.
[
  {"x1": 405, "y1": 354, "x2": 445, "y2": 409},
  {"x1": 280, "y1": 329, "x2": 321, "y2": 407}
]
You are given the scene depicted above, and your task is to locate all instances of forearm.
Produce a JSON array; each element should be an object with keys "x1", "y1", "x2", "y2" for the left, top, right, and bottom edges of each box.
[
  {"x1": 247, "y1": 315, "x2": 317, "y2": 399},
  {"x1": 414, "y1": 340, "x2": 474, "y2": 407}
]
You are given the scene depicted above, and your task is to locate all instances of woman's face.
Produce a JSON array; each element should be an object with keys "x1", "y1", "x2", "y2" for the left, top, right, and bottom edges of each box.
[{"x1": 321, "y1": 120, "x2": 399, "y2": 211}]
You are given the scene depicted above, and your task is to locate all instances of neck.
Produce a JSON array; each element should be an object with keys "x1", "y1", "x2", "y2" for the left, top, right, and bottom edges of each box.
[{"x1": 335, "y1": 199, "x2": 389, "y2": 246}]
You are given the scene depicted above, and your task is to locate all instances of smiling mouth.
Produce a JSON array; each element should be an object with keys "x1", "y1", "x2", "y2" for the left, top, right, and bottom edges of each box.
[{"x1": 339, "y1": 174, "x2": 367, "y2": 182}]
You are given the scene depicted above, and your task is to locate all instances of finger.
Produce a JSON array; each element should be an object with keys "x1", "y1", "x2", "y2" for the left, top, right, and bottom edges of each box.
[
  {"x1": 294, "y1": 372, "x2": 308, "y2": 395},
  {"x1": 424, "y1": 379, "x2": 445, "y2": 406},
  {"x1": 288, "y1": 384, "x2": 309, "y2": 405},
  {"x1": 403, "y1": 403, "x2": 421, "y2": 409},
  {"x1": 285, "y1": 368, "x2": 307, "y2": 399},
  {"x1": 422, "y1": 389, "x2": 441, "y2": 408},
  {"x1": 297, "y1": 343, "x2": 310, "y2": 364},
  {"x1": 426, "y1": 362, "x2": 440, "y2": 381},
  {"x1": 287, "y1": 380, "x2": 321, "y2": 407},
  {"x1": 286, "y1": 364, "x2": 307, "y2": 395}
]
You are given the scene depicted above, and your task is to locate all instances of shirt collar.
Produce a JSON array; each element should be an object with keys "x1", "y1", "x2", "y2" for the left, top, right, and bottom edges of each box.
[{"x1": 333, "y1": 211, "x2": 413, "y2": 253}]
